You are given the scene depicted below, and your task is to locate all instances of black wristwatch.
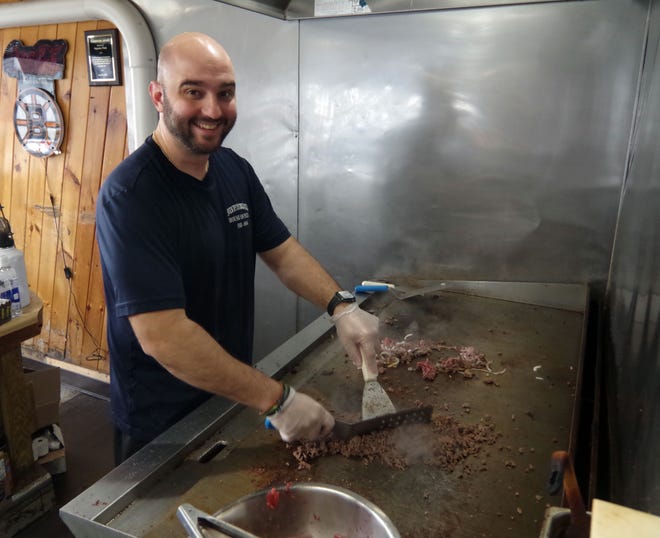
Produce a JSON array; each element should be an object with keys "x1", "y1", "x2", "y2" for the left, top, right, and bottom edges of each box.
[{"x1": 327, "y1": 290, "x2": 356, "y2": 316}]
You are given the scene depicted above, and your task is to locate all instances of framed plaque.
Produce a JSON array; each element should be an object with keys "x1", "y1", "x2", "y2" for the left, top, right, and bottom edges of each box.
[{"x1": 84, "y1": 29, "x2": 122, "y2": 86}]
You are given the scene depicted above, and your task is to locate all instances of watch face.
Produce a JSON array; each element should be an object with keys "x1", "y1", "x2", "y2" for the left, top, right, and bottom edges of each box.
[
  {"x1": 14, "y1": 87, "x2": 64, "y2": 158},
  {"x1": 338, "y1": 290, "x2": 355, "y2": 300}
]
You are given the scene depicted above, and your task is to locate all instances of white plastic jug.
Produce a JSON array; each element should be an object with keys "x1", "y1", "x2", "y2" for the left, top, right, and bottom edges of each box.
[
  {"x1": 0, "y1": 265, "x2": 21, "y2": 317},
  {"x1": 0, "y1": 246, "x2": 29, "y2": 308}
]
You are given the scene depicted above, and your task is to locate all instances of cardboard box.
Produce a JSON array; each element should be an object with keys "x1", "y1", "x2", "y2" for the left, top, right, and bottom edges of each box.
[{"x1": 24, "y1": 366, "x2": 61, "y2": 431}]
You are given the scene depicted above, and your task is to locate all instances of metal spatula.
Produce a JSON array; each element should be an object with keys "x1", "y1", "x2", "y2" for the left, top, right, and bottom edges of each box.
[
  {"x1": 334, "y1": 405, "x2": 432, "y2": 441},
  {"x1": 361, "y1": 350, "x2": 396, "y2": 419}
]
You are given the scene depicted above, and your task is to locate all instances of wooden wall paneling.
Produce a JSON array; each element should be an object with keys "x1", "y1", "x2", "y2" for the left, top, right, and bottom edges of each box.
[
  {"x1": 0, "y1": 27, "x2": 20, "y2": 214},
  {"x1": 24, "y1": 149, "x2": 46, "y2": 301},
  {"x1": 32, "y1": 23, "x2": 76, "y2": 354},
  {"x1": 48, "y1": 20, "x2": 98, "y2": 359},
  {"x1": 33, "y1": 151, "x2": 60, "y2": 356},
  {"x1": 23, "y1": 24, "x2": 59, "y2": 340},
  {"x1": 67, "y1": 21, "x2": 118, "y2": 368},
  {"x1": 8, "y1": 141, "x2": 28, "y2": 250},
  {"x1": 2, "y1": 17, "x2": 127, "y2": 375},
  {"x1": 84, "y1": 241, "x2": 108, "y2": 372},
  {"x1": 8, "y1": 26, "x2": 40, "y2": 262},
  {"x1": 66, "y1": 82, "x2": 110, "y2": 366},
  {"x1": 82, "y1": 68, "x2": 129, "y2": 374}
]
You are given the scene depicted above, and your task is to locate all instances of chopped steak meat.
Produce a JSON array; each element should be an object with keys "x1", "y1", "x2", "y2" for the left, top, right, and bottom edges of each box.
[
  {"x1": 380, "y1": 336, "x2": 504, "y2": 378},
  {"x1": 289, "y1": 415, "x2": 499, "y2": 472},
  {"x1": 416, "y1": 359, "x2": 437, "y2": 380}
]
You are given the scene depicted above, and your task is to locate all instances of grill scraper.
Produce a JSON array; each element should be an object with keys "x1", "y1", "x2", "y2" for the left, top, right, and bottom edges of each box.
[{"x1": 333, "y1": 405, "x2": 433, "y2": 441}]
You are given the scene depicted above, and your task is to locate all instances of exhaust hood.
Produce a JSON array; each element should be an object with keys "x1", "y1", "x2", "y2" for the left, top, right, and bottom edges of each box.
[{"x1": 213, "y1": 0, "x2": 570, "y2": 20}]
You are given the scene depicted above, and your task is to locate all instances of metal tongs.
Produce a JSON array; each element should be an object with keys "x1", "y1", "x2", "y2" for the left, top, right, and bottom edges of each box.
[
  {"x1": 547, "y1": 450, "x2": 590, "y2": 538},
  {"x1": 177, "y1": 503, "x2": 261, "y2": 538}
]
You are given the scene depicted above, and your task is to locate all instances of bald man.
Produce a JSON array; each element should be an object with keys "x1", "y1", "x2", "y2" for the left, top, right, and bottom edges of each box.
[{"x1": 95, "y1": 33, "x2": 380, "y2": 464}]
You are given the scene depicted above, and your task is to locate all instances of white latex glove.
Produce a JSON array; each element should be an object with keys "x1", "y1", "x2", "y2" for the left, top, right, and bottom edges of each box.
[
  {"x1": 268, "y1": 387, "x2": 335, "y2": 442},
  {"x1": 331, "y1": 303, "x2": 380, "y2": 375}
]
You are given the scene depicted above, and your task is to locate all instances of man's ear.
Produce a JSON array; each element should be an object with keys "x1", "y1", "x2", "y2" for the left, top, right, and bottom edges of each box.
[{"x1": 149, "y1": 81, "x2": 164, "y2": 112}]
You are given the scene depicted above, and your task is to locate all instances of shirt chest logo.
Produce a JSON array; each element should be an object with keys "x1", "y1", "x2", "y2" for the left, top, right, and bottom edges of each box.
[{"x1": 226, "y1": 203, "x2": 250, "y2": 229}]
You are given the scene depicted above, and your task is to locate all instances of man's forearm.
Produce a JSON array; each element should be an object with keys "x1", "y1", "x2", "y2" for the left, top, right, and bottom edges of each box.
[
  {"x1": 130, "y1": 309, "x2": 282, "y2": 413},
  {"x1": 260, "y1": 237, "x2": 342, "y2": 311}
]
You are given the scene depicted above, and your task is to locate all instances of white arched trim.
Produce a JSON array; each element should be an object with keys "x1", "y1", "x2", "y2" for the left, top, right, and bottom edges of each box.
[{"x1": 0, "y1": 0, "x2": 157, "y2": 151}]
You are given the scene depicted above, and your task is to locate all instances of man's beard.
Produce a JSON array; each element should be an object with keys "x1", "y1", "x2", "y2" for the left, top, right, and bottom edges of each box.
[{"x1": 161, "y1": 91, "x2": 234, "y2": 155}]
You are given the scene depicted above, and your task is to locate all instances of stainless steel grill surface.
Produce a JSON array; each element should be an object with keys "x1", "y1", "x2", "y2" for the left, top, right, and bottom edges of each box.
[{"x1": 61, "y1": 281, "x2": 587, "y2": 538}]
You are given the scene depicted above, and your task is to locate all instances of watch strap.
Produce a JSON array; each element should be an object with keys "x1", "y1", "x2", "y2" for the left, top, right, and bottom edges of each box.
[{"x1": 327, "y1": 290, "x2": 356, "y2": 316}]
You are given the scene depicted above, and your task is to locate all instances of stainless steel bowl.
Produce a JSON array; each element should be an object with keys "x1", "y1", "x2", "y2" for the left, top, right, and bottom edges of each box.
[{"x1": 212, "y1": 482, "x2": 401, "y2": 538}]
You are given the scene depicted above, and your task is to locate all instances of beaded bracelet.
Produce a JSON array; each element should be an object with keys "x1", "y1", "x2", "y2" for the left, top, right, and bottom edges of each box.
[{"x1": 263, "y1": 383, "x2": 291, "y2": 416}]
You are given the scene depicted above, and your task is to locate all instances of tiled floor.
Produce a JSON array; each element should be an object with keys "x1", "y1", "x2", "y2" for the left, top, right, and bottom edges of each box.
[{"x1": 15, "y1": 361, "x2": 114, "y2": 538}]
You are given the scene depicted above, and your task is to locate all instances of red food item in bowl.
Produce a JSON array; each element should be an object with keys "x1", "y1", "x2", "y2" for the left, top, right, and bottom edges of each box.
[{"x1": 266, "y1": 487, "x2": 280, "y2": 509}]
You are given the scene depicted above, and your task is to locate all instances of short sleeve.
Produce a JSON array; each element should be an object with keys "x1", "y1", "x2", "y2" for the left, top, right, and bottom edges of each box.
[{"x1": 96, "y1": 182, "x2": 186, "y2": 318}]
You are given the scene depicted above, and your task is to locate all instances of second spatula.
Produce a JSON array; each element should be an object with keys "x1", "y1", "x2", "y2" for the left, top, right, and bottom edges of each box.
[{"x1": 361, "y1": 350, "x2": 396, "y2": 419}]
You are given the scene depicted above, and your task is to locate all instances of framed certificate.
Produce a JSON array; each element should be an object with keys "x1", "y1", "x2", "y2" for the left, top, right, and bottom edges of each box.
[{"x1": 84, "y1": 29, "x2": 122, "y2": 86}]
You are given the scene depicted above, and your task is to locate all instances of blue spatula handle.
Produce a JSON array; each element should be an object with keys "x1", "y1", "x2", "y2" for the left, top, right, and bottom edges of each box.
[{"x1": 354, "y1": 284, "x2": 389, "y2": 294}]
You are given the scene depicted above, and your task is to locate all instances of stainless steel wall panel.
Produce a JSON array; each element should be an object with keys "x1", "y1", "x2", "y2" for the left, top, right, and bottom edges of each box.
[
  {"x1": 214, "y1": 0, "x2": 573, "y2": 20},
  {"x1": 131, "y1": 0, "x2": 300, "y2": 358},
  {"x1": 297, "y1": 1, "x2": 645, "y2": 324},
  {"x1": 606, "y1": 0, "x2": 660, "y2": 514},
  {"x1": 120, "y1": 1, "x2": 649, "y2": 366}
]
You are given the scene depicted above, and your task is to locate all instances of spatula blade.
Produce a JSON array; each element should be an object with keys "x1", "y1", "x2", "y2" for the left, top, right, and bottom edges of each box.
[
  {"x1": 333, "y1": 406, "x2": 433, "y2": 441},
  {"x1": 362, "y1": 379, "x2": 396, "y2": 419}
]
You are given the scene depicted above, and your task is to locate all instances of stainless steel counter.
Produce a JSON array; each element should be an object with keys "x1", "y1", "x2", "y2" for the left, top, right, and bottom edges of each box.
[{"x1": 60, "y1": 281, "x2": 588, "y2": 538}]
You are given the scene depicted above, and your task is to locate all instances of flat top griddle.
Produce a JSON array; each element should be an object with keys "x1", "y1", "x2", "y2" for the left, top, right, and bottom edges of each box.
[{"x1": 116, "y1": 285, "x2": 586, "y2": 538}]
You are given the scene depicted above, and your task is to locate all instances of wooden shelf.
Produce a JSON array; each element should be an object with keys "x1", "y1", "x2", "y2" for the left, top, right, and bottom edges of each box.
[
  {"x1": 0, "y1": 293, "x2": 43, "y2": 349},
  {"x1": 0, "y1": 292, "x2": 45, "y2": 486}
]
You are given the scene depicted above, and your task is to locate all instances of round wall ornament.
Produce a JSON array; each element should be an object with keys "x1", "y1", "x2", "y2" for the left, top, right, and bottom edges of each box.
[{"x1": 13, "y1": 87, "x2": 64, "y2": 158}]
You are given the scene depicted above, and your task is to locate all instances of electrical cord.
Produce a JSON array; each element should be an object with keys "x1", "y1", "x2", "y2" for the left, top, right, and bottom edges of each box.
[{"x1": 47, "y1": 191, "x2": 107, "y2": 366}]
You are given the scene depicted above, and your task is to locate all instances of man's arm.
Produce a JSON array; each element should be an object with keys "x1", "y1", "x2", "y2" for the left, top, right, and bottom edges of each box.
[
  {"x1": 129, "y1": 308, "x2": 281, "y2": 412},
  {"x1": 129, "y1": 308, "x2": 335, "y2": 441},
  {"x1": 259, "y1": 236, "x2": 380, "y2": 373},
  {"x1": 259, "y1": 236, "x2": 342, "y2": 311}
]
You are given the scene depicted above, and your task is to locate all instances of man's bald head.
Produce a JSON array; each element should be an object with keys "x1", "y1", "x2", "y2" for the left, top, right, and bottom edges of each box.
[{"x1": 157, "y1": 32, "x2": 234, "y2": 84}]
